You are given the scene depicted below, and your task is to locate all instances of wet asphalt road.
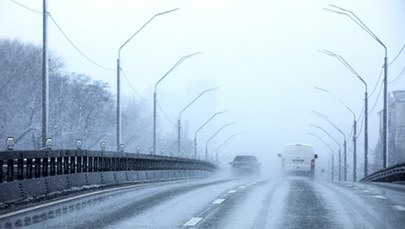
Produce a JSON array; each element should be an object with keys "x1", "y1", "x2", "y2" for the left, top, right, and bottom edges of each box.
[{"x1": 1, "y1": 176, "x2": 405, "y2": 229}]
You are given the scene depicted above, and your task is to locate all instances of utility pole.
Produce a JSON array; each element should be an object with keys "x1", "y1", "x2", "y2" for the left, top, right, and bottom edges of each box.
[
  {"x1": 353, "y1": 120, "x2": 357, "y2": 181},
  {"x1": 364, "y1": 90, "x2": 369, "y2": 176},
  {"x1": 42, "y1": 0, "x2": 49, "y2": 148},
  {"x1": 383, "y1": 56, "x2": 388, "y2": 168}
]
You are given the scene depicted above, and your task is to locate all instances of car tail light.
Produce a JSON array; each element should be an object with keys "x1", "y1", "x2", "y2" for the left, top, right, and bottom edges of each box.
[
  {"x1": 311, "y1": 159, "x2": 315, "y2": 170},
  {"x1": 282, "y1": 158, "x2": 285, "y2": 167}
]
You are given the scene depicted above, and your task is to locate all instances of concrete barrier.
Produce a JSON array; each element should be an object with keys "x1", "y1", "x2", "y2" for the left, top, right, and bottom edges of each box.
[
  {"x1": 0, "y1": 182, "x2": 21, "y2": 203},
  {"x1": 20, "y1": 178, "x2": 47, "y2": 200},
  {"x1": 47, "y1": 176, "x2": 69, "y2": 193},
  {"x1": 0, "y1": 169, "x2": 212, "y2": 204}
]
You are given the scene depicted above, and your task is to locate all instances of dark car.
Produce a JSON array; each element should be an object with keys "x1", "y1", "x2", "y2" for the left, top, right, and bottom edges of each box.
[{"x1": 230, "y1": 155, "x2": 261, "y2": 176}]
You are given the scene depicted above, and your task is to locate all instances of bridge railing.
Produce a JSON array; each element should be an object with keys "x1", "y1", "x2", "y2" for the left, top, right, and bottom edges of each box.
[
  {"x1": 360, "y1": 163, "x2": 405, "y2": 182},
  {"x1": 0, "y1": 149, "x2": 216, "y2": 183}
]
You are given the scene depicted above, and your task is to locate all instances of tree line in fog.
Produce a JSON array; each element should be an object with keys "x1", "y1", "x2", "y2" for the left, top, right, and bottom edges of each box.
[{"x1": 0, "y1": 39, "x2": 188, "y2": 154}]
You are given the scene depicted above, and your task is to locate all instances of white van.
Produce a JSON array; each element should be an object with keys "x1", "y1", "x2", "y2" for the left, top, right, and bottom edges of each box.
[{"x1": 278, "y1": 144, "x2": 318, "y2": 177}]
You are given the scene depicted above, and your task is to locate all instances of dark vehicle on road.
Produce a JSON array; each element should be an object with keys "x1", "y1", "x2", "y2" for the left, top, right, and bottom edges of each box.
[{"x1": 230, "y1": 155, "x2": 261, "y2": 176}]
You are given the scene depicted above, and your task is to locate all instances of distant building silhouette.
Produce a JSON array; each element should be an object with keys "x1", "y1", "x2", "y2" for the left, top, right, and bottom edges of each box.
[{"x1": 374, "y1": 90, "x2": 405, "y2": 170}]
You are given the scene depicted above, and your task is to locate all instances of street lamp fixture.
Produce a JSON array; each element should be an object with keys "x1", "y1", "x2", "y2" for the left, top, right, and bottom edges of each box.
[
  {"x1": 119, "y1": 144, "x2": 125, "y2": 153},
  {"x1": 116, "y1": 8, "x2": 179, "y2": 152},
  {"x1": 6, "y1": 137, "x2": 14, "y2": 151},
  {"x1": 76, "y1": 139, "x2": 83, "y2": 150},
  {"x1": 45, "y1": 138, "x2": 53, "y2": 150},
  {"x1": 177, "y1": 87, "x2": 219, "y2": 156},
  {"x1": 100, "y1": 141, "x2": 107, "y2": 151},
  {"x1": 153, "y1": 52, "x2": 202, "y2": 154}
]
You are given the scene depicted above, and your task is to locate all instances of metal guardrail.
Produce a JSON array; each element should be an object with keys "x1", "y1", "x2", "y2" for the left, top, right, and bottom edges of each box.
[
  {"x1": 360, "y1": 163, "x2": 405, "y2": 182},
  {"x1": 0, "y1": 150, "x2": 216, "y2": 183}
]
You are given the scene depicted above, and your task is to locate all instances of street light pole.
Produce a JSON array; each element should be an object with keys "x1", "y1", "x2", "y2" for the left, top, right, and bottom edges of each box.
[
  {"x1": 326, "y1": 4, "x2": 388, "y2": 169},
  {"x1": 215, "y1": 132, "x2": 244, "y2": 162},
  {"x1": 116, "y1": 8, "x2": 179, "y2": 151},
  {"x1": 177, "y1": 87, "x2": 219, "y2": 156},
  {"x1": 314, "y1": 87, "x2": 357, "y2": 181},
  {"x1": 205, "y1": 122, "x2": 236, "y2": 161},
  {"x1": 194, "y1": 111, "x2": 228, "y2": 158},
  {"x1": 320, "y1": 50, "x2": 368, "y2": 177},
  {"x1": 311, "y1": 124, "x2": 341, "y2": 181},
  {"x1": 41, "y1": 0, "x2": 49, "y2": 149},
  {"x1": 307, "y1": 132, "x2": 335, "y2": 180},
  {"x1": 153, "y1": 52, "x2": 201, "y2": 154}
]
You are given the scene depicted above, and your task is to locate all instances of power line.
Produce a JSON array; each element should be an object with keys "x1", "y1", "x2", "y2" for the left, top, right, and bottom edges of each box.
[
  {"x1": 357, "y1": 110, "x2": 365, "y2": 139},
  {"x1": 9, "y1": 0, "x2": 41, "y2": 14},
  {"x1": 369, "y1": 79, "x2": 384, "y2": 113},
  {"x1": 10, "y1": 0, "x2": 114, "y2": 72},
  {"x1": 157, "y1": 101, "x2": 175, "y2": 126},
  {"x1": 389, "y1": 64, "x2": 405, "y2": 85},
  {"x1": 121, "y1": 69, "x2": 148, "y2": 102},
  {"x1": 49, "y1": 14, "x2": 114, "y2": 71},
  {"x1": 389, "y1": 42, "x2": 405, "y2": 66},
  {"x1": 369, "y1": 66, "x2": 383, "y2": 97}
]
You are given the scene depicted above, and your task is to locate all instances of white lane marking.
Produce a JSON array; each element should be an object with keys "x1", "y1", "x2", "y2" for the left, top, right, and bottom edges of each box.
[
  {"x1": 373, "y1": 195, "x2": 386, "y2": 199},
  {"x1": 393, "y1": 205, "x2": 405, "y2": 211},
  {"x1": 212, "y1": 198, "x2": 225, "y2": 204},
  {"x1": 238, "y1": 185, "x2": 246, "y2": 189},
  {"x1": 227, "y1": 189, "x2": 237, "y2": 194},
  {"x1": 362, "y1": 190, "x2": 370, "y2": 193},
  {"x1": 183, "y1": 217, "x2": 203, "y2": 226}
]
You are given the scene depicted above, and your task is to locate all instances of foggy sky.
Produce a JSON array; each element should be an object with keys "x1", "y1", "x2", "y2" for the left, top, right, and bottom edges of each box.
[{"x1": 1, "y1": 0, "x2": 404, "y2": 169}]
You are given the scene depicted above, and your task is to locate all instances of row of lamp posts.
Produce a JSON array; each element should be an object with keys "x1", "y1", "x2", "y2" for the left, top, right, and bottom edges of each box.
[
  {"x1": 115, "y1": 9, "x2": 240, "y2": 160},
  {"x1": 309, "y1": 5, "x2": 389, "y2": 181}
]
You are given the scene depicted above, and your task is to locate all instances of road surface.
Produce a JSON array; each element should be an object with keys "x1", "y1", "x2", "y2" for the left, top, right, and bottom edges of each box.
[{"x1": 1, "y1": 175, "x2": 404, "y2": 228}]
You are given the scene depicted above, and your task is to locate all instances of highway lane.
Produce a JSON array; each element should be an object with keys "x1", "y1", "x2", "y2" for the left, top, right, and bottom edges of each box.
[
  {"x1": 193, "y1": 177, "x2": 405, "y2": 229},
  {"x1": 1, "y1": 175, "x2": 404, "y2": 228}
]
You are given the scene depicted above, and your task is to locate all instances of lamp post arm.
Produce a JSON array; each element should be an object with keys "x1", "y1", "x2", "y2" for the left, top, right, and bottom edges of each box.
[
  {"x1": 118, "y1": 8, "x2": 179, "y2": 59},
  {"x1": 314, "y1": 86, "x2": 356, "y2": 121},
  {"x1": 177, "y1": 86, "x2": 219, "y2": 156},
  {"x1": 335, "y1": 55, "x2": 368, "y2": 89},
  {"x1": 195, "y1": 110, "x2": 228, "y2": 138},
  {"x1": 206, "y1": 122, "x2": 236, "y2": 145},
  {"x1": 205, "y1": 122, "x2": 236, "y2": 160},
  {"x1": 328, "y1": 5, "x2": 386, "y2": 52},
  {"x1": 310, "y1": 124, "x2": 340, "y2": 149},
  {"x1": 320, "y1": 50, "x2": 368, "y2": 91},
  {"x1": 307, "y1": 132, "x2": 335, "y2": 152},
  {"x1": 312, "y1": 111, "x2": 346, "y2": 140},
  {"x1": 216, "y1": 132, "x2": 245, "y2": 153},
  {"x1": 155, "y1": 52, "x2": 201, "y2": 91},
  {"x1": 179, "y1": 87, "x2": 219, "y2": 119}
]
